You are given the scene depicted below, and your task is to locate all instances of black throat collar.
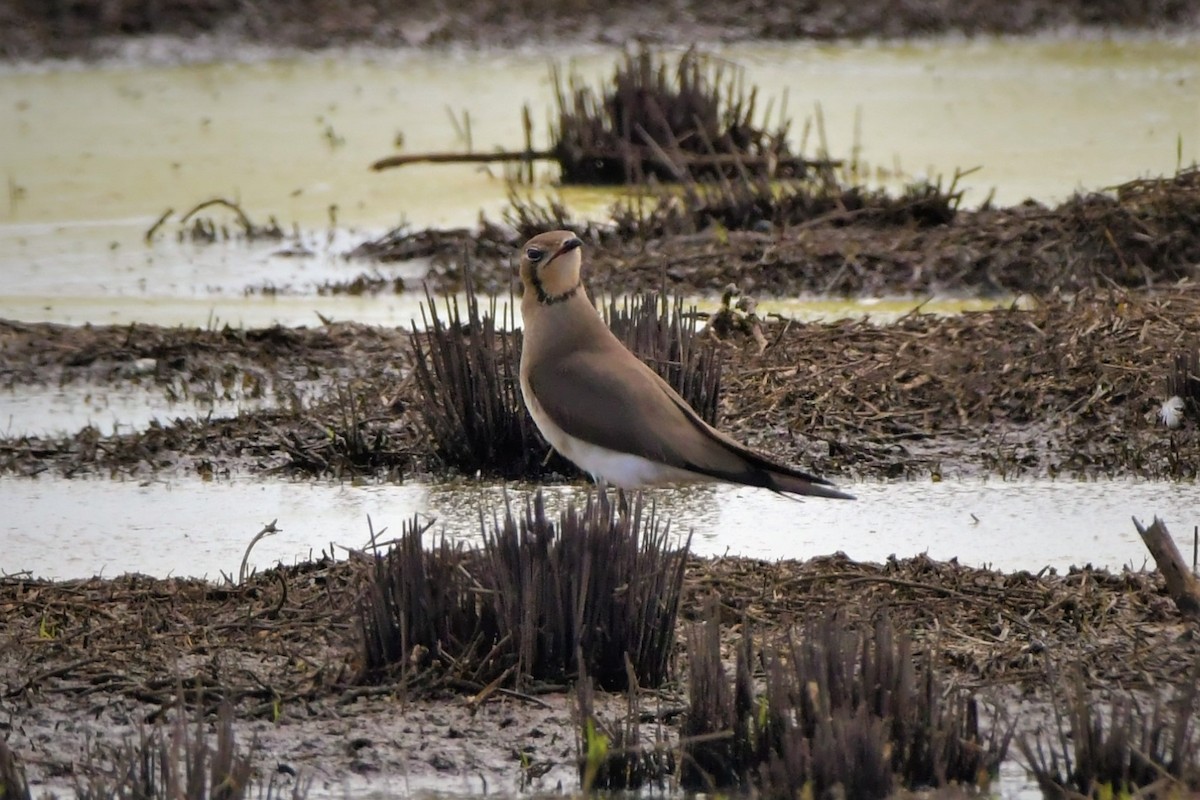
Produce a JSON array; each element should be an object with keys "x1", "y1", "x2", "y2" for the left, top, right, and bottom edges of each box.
[{"x1": 531, "y1": 273, "x2": 581, "y2": 305}]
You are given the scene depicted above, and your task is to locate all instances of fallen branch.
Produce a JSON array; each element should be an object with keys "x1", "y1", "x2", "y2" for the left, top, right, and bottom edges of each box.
[
  {"x1": 370, "y1": 148, "x2": 839, "y2": 176},
  {"x1": 1133, "y1": 516, "x2": 1200, "y2": 618}
]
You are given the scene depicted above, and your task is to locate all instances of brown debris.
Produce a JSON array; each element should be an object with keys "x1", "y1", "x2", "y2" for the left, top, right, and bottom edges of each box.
[
  {"x1": 2, "y1": 551, "x2": 1198, "y2": 788},
  {"x1": 351, "y1": 167, "x2": 1200, "y2": 299},
  {"x1": 5, "y1": 287, "x2": 1200, "y2": 481},
  {"x1": 581, "y1": 167, "x2": 1200, "y2": 297},
  {"x1": 1, "y1": 554, "x2": 1193, "y2": 712},
  {"x1": 1133, "y1": 517, "x2": 1200, "y2": 619},
  {"x1": 0, "y1": 557, "x2": 357, "y2": 720}
]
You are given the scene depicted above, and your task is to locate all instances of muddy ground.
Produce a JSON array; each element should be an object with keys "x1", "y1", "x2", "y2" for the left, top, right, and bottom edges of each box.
[
  {"x1": 352, "y1": 168, "x2": 1200, "y2": 299},
  {"x1": 6, "y1": 176, "x2": 1200, "y2": 791},
  {"x1": 2, "y1": 43, "x2": 1200, "y2": 789},
  {"x1": 3, "y1": 551, "x2": 1197, "y2": 793},
  {"x1": 2, "y1": 0, "x2": 1198, "y2": 61},
  {"x1": 2, "y1": 171, "x2": 1200, "y2": 484},
  {"x1": 3, "y1": 285, "x2": 1200, "y2": 483}
]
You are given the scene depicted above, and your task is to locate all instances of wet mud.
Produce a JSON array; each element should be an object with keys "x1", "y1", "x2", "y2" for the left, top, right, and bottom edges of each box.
[
  {"x1": 3, "y1": 553, "x2": 1196, "y2": 791},
  {"x1": 3, "y1": 285, "x2": 1199, "y2": 482},
  {"x1": 8, "y1": 277, "x2": 1199, "y2": 788},
  {"x1": 5, "y1": 178, "x2": 1200, "y2": 793},
  {"x1": 1, "y1": 0, "x2": 1197, "y2": 61},
  {"x1": 4, "y1": 21, "x2": 1200, "y2": 787}
]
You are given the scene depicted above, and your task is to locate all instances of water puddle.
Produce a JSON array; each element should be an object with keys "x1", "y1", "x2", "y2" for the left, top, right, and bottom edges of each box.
[
  {"x1": 2, "y1": 37, "x2": 1197, "y2": 326},
  {"x1": 0, "y1": 288, "x2": 1018, "y2": 334},
  {"x1": 0, "y1": 382, "x2": 272, "y2": 437},
  {"x1": 3, "y1": 474, "x2": 1194, "y2": 580},
  {"x1": 3, "y1": 38, "x2": 1195, "y2": 231}
]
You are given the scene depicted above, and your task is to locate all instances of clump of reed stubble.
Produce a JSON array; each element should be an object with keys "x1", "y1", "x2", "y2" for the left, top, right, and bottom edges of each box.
[
  {"x1": 681, "y1": 613, "x2": 1012, "y2": 798},
  {"x1": 356, "y1": 515, "x2": 492, "y2": 686},
  {"x1": 357, "y1": 490, "x2": 690, "y2": 692},
  {"x1": 1019, "y1": 663, "x2": 1200, "y2": 799},
  {"x1": 1166, "y1": 348, "x2": 1200, "y2": 409},
  {"x1": 409, "y1": 267, "x2": 720, "y2": 480},
  {"x1": 605, "y1": 291, "x2": 721, "y2": 424},
  {"x1": 574, "y1": 663, "x2": 676, "y2": 792},
  {"x1": 551, "y1": 46, "x2": 793, "y2": 185},
  {"x1": 70, "y1": 702, "x2": 303, "y2": 800},
  {"x1": 611, "y1": 167, "x2": 966, "y2": 241},
  {"x1": 409, "y1": 274, "x2": 545, "y2": 479}
]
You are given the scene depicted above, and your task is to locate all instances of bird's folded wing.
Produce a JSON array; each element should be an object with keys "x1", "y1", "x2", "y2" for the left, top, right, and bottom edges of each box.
[{"x1": 527, "y1": 348, "x2": 751, "y2": 477}]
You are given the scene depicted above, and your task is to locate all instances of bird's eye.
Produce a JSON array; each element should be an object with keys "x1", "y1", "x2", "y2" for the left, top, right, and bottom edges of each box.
[{"x1": 525, "y1": 247, "x2": 543, "y2": 263}]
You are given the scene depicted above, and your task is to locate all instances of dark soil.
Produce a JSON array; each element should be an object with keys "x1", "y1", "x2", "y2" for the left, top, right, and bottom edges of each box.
[
  {"x1": 3, "y1": 286, "x2": 1199, "y2": 482},
  {"x1": 1, "y1": 0, "x2": 1197, "y2": 60},
  {"x1": 350, "y1": 169, "x2": 1200, "y2": 300},
  {"x1": 2, "y1": 552, "x2": 1196, "y2": 791}
]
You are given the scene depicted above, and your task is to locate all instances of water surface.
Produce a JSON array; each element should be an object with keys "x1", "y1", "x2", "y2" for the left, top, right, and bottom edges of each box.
[
  {"x1": 1, "y1": 37, "x2": 1196, "y2": 326},
  {"x1": 3, "y1": 475, "x2": 1193, "y2": 580}
]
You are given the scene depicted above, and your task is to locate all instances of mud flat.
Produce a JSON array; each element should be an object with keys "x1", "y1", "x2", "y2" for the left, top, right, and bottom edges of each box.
[
  {"x1": 3, "y1": 283, "x2": 1200, "y2": 482},
  {"x1": 3, "y1": 48, "x2": 1200, "y2": 788},
  {"x1": 3, "y1": 549, "x2": 1198, "y2": 793},
  {"x1": 1, "y1": 0, "x2": 1198, "y2": 60}
]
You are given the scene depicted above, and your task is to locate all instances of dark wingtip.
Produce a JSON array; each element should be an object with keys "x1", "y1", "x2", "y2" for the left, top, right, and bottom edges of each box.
[
  {"x1": 766, "y1": 471, "x2": 856, "y2": 500},
  {"x1": 819, "y1": 485, "x2": 856, "y2": 500}
]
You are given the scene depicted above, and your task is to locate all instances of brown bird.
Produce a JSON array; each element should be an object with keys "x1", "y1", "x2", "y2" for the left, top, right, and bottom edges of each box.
[{"x1": 517, "y1": 230, "x2": 853, "y2": 500}]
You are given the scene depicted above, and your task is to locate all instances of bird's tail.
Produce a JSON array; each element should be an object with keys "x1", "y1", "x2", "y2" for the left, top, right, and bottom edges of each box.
[{"x1": 765, "y1": 469, "x2": 856, "y2": 500}]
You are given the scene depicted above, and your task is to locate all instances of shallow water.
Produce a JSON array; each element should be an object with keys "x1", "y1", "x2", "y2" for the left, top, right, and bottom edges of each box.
[
  {"x1": 1, "y1": 36, "x2": 1197, "y2": 326},
  {"x1": 3, "y1": 474, "x2": 1194, "y2": 580},
  {"x1": 3, "y1": 38, "x2": 1196, "y2": 229},
  {"x1": 0, "y1": 382, "x2": 270, "y2": 436},
  {"x1": 0, "y1": 287, "x2": 1024, "y2": 329}
]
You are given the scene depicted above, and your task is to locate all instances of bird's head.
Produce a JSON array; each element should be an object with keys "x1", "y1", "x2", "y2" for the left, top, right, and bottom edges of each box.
[{"x1": 519, "y1": 230, "x2": 583, "y2": 305}]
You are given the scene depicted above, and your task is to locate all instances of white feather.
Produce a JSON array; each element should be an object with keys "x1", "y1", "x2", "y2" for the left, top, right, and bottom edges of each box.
[{"x1": 1158, "y1": 395, "x2": 1185, "y2": 429}]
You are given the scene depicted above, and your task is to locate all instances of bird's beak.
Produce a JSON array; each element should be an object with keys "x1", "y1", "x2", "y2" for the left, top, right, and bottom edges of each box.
[{"x1": 549, "y1": 237, "x2": 582, "y2": 263}]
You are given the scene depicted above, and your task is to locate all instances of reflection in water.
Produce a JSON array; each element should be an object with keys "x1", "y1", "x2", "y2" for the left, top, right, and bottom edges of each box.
[{"x1": 2, "y1": 475, "x2": 1196, "y2": 580}]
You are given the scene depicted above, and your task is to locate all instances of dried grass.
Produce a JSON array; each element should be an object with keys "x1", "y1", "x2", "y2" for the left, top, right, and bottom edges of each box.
[
  {"x1": 357, "y1": 490, "x2": 690, "y2": 691},
  {"x1": 551, "y1": 47, "x2": 795, "y2": 185},
  {"x1": 1019, "y1": 666, "x2": 1200, "y2": 798},
  {"x1": 680, "y1": 612, "x2": 1011, "y2": 796}
]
